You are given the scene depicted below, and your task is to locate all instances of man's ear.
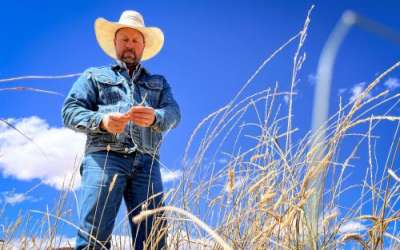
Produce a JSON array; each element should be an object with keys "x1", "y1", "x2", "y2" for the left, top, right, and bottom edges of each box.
[
  {"x1": 140, "y1": 32, "x2": 145, "y2": 46},
  {"x1": 114, "y1": 28, "x2": 121, "y2": 46}
]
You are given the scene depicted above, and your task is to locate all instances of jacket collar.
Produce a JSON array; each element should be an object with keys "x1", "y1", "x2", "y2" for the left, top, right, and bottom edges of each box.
[{"x1": 111, "y1": 60, "x2": 150, "y2": 79}]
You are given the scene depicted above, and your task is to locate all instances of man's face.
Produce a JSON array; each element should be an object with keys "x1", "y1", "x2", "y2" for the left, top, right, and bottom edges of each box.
[{"x1": 114, "y1": 27, "x2": 145, "y2": 65}]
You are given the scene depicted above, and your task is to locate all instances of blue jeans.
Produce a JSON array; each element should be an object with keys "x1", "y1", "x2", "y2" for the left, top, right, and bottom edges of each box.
[{"x1": 75, "y1": 150, "x2": 166, "y2": 250}]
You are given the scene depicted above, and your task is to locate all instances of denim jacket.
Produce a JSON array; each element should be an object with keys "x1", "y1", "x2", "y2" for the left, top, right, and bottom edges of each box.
[{"x1": 61, "y1": 63, "x2": 181, "y2": 156}]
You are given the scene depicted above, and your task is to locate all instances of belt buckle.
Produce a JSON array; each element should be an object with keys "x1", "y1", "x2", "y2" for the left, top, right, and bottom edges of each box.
[{"x1": 124, "y1": 144, "x2": 138, "y2": 154}]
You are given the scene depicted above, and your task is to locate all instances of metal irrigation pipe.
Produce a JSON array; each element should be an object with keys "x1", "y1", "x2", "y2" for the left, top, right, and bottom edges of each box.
[{"x1": 307, "y1": 10, "x2": 400, "y2": 247}]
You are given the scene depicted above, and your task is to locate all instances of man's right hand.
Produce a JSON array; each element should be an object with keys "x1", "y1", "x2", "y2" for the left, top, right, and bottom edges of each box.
[{"x1": 100, "y1": 112, "x2": 130, "y2": 134}]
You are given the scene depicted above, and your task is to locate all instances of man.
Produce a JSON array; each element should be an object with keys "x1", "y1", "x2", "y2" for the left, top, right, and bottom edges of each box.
[{"x1": 62, "y1": 10, "x2": 181, "y2": 250}]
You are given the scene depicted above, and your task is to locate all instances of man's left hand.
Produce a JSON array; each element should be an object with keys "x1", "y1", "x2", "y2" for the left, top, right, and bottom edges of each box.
[{"x1": 125, "y1": 106, "x2": 156, "y2": 127}]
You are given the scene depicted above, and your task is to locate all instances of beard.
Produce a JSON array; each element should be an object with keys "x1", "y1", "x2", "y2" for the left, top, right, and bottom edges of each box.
[{"x1": 120, "y1": 50, "x2": 139, "y2": 66}]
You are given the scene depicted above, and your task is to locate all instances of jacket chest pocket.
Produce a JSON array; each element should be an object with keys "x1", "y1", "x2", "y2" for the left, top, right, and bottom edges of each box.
[
  {"x1": 95, "y1": 75, "x2": 127, "y2": 105},
  {"x1": 138, "y1": 79, "x2": 163, "y2": 107}
]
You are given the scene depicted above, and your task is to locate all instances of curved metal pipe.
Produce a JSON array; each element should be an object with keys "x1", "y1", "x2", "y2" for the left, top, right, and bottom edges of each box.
[{"x1": 307, "y1": 10, "x2": 400, "y2": 248}]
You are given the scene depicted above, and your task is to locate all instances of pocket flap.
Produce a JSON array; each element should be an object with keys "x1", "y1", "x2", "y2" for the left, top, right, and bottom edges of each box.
[
  {"x1": 138, "y1": 77, "x2": 164, "y2": 90},
  {"x1": 94, "y1": 74, "x2": 123, "y2": 86}
]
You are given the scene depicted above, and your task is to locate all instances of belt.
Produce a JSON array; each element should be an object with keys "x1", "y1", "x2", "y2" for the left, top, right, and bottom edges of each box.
[
  {"x1": 112, "y1": 143, "x2": 152, "y2": 156},
  {"x1": 122, "y1": 144, "x2": 138, "y2": 154}
]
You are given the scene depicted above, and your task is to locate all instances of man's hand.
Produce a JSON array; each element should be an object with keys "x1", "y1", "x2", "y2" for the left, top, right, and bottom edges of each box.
[
  {"x1": 100, "y1": 112, "x2": 130, "y2": 133},
  {"x1": 125, "y1": 106, "x2": 156, "y2": 127}
]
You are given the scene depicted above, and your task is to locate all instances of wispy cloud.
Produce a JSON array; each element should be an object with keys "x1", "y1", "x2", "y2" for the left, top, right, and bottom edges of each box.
[
  {"x1": 338, "y1": 88, "x2": 347, "y2": 96},
  {"x1": 384, "y1": 77, "x2": 400, "y2": 90},
  {"x1": 339, "y1": 221, "x2": 367, "y2": 234},
  {"x1": 225, "y1": 175, "x2": 247, "y2": 193},
  {"x1": 339, "y1": 78, "x2": 399, "y2": 101},
  {"x1": 349, "y1": 82, "x2": 371, "y2": 103},
  {"x1": 217, "y1": 157, "x2": 228, "y2": 164},
  {"x1": 308, "y1": 73, "x2": 318, "y2": 85},
  {"x1": 2, "y1": 192, "x2": 34, "y2": 205},
  {"x1": 0, "y1": 116, "x2": 180, "y2": 190},
  {"x1": 283, "y1": 95, "x2": 290, "y2": 104}
]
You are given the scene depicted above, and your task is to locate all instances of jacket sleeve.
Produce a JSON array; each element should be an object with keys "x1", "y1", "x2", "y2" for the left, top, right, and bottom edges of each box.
[
  {"x1": 151, "y1": 77, "x2": 181, "y2": 133},
  {"x1": 61, "y1": 69, "x2": 105, "y2": 134}
]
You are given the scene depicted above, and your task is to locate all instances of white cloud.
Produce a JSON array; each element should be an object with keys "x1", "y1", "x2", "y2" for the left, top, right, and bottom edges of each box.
[
  {"x1": 349, "y1": 82, "x2": 370, "y2": 103},
  {"x1": 217, "y1": 158, "x2": 228, "y2": 164},
  {"x1": 0, "y1": 116, "x2": 180, "y2": 190},
  {"x1": 338, "y1": 88, "x2": 347, "y2": 95},
  {"x1": 160, "y1": 168, "x2": 182, "y2": 183},
  {"x1": 5, "y1": 235, "x2": 76, "y2": 250},
  {"x1": 225, "y1": 175, "x2": 247, "y2": 193},
  {"x1": 3, "y1": 192, "x2": 33, "y2": 205},
  {"x1": 4, "y1": 234, "x2": 131, "y2": 249},
  {"x1": 4, "y1": 233, "x2": 210, "y2": 250},
  {"x1": 384, "y1": 77, "x2": 400, "y2": 90},
  {"x1": 167, "y1": 231, "x2": 213, "y2": 249},
  {"x1": 3, "y1": 231, "x2": 214, "y2": 249},
  {"x1": 308, "y1": 74, "x2": 318, "y2": 85},
  {"x1": 340, "y1": 78, "x2": 398, "y2": 102},
  {"x1": 339, "y1": 221, "x2": 367, "y2": 234},
  {"x1": 283, "y1": 95, "x2": 290, "y2": 104},
  {"x1": 0, "y1": 116, "x2": 85, "y2": 190},
  {"x1": 5, "y1": 235, "x2": 131, "y2": 249},
  {"x1": 110, "y1": 235, "x2": 131, "y2": 250}
]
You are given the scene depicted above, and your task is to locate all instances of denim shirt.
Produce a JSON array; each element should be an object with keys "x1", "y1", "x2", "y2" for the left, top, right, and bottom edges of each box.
[{"x1": 61, "y1": 63, "x2": 181, "y2": 157}]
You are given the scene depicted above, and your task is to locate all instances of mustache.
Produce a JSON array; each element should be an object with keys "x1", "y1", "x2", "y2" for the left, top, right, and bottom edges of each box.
[{"x1": 123, "y1": 50, "x2": 135, "y2": 55}]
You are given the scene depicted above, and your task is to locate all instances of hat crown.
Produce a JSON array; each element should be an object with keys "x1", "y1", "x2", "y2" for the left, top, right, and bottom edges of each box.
[{"x1": 119, "y1": 10, "x2": 145, "y2": 27}]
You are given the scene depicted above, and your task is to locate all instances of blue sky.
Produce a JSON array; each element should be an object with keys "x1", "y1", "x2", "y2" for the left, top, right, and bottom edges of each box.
[{"x1": 0, "y1": 0, "x2": 399, "y2": 247}]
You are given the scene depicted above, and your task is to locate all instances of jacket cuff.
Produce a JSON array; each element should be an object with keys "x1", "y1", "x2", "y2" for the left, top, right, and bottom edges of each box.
[
  {"x1": 151, "y1": 109, "x2": 163, "y2": 132},
  {"x1": 88, "y1": 113, "x2": 106, "y2": 133}
]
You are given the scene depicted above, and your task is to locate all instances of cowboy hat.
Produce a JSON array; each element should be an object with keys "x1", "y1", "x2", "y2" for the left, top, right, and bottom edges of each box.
[{"x1": 95, "y1": 10, "x2": 164, "y2": 61}]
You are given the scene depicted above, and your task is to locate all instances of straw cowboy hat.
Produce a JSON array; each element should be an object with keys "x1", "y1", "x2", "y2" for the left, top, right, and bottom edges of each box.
[{"x1": 95, "y1": 10, "x2": 164, "y2": 61}]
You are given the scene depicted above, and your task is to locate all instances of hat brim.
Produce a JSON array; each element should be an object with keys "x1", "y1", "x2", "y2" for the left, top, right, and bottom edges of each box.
[{"x1": 95, "y1": 17, "x2": 164, "y2": 61}]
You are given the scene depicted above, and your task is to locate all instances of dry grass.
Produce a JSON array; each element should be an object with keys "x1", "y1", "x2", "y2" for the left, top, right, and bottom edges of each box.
[{"x1": 1, "y1": 6, "x2": 400, "y2": 250}]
